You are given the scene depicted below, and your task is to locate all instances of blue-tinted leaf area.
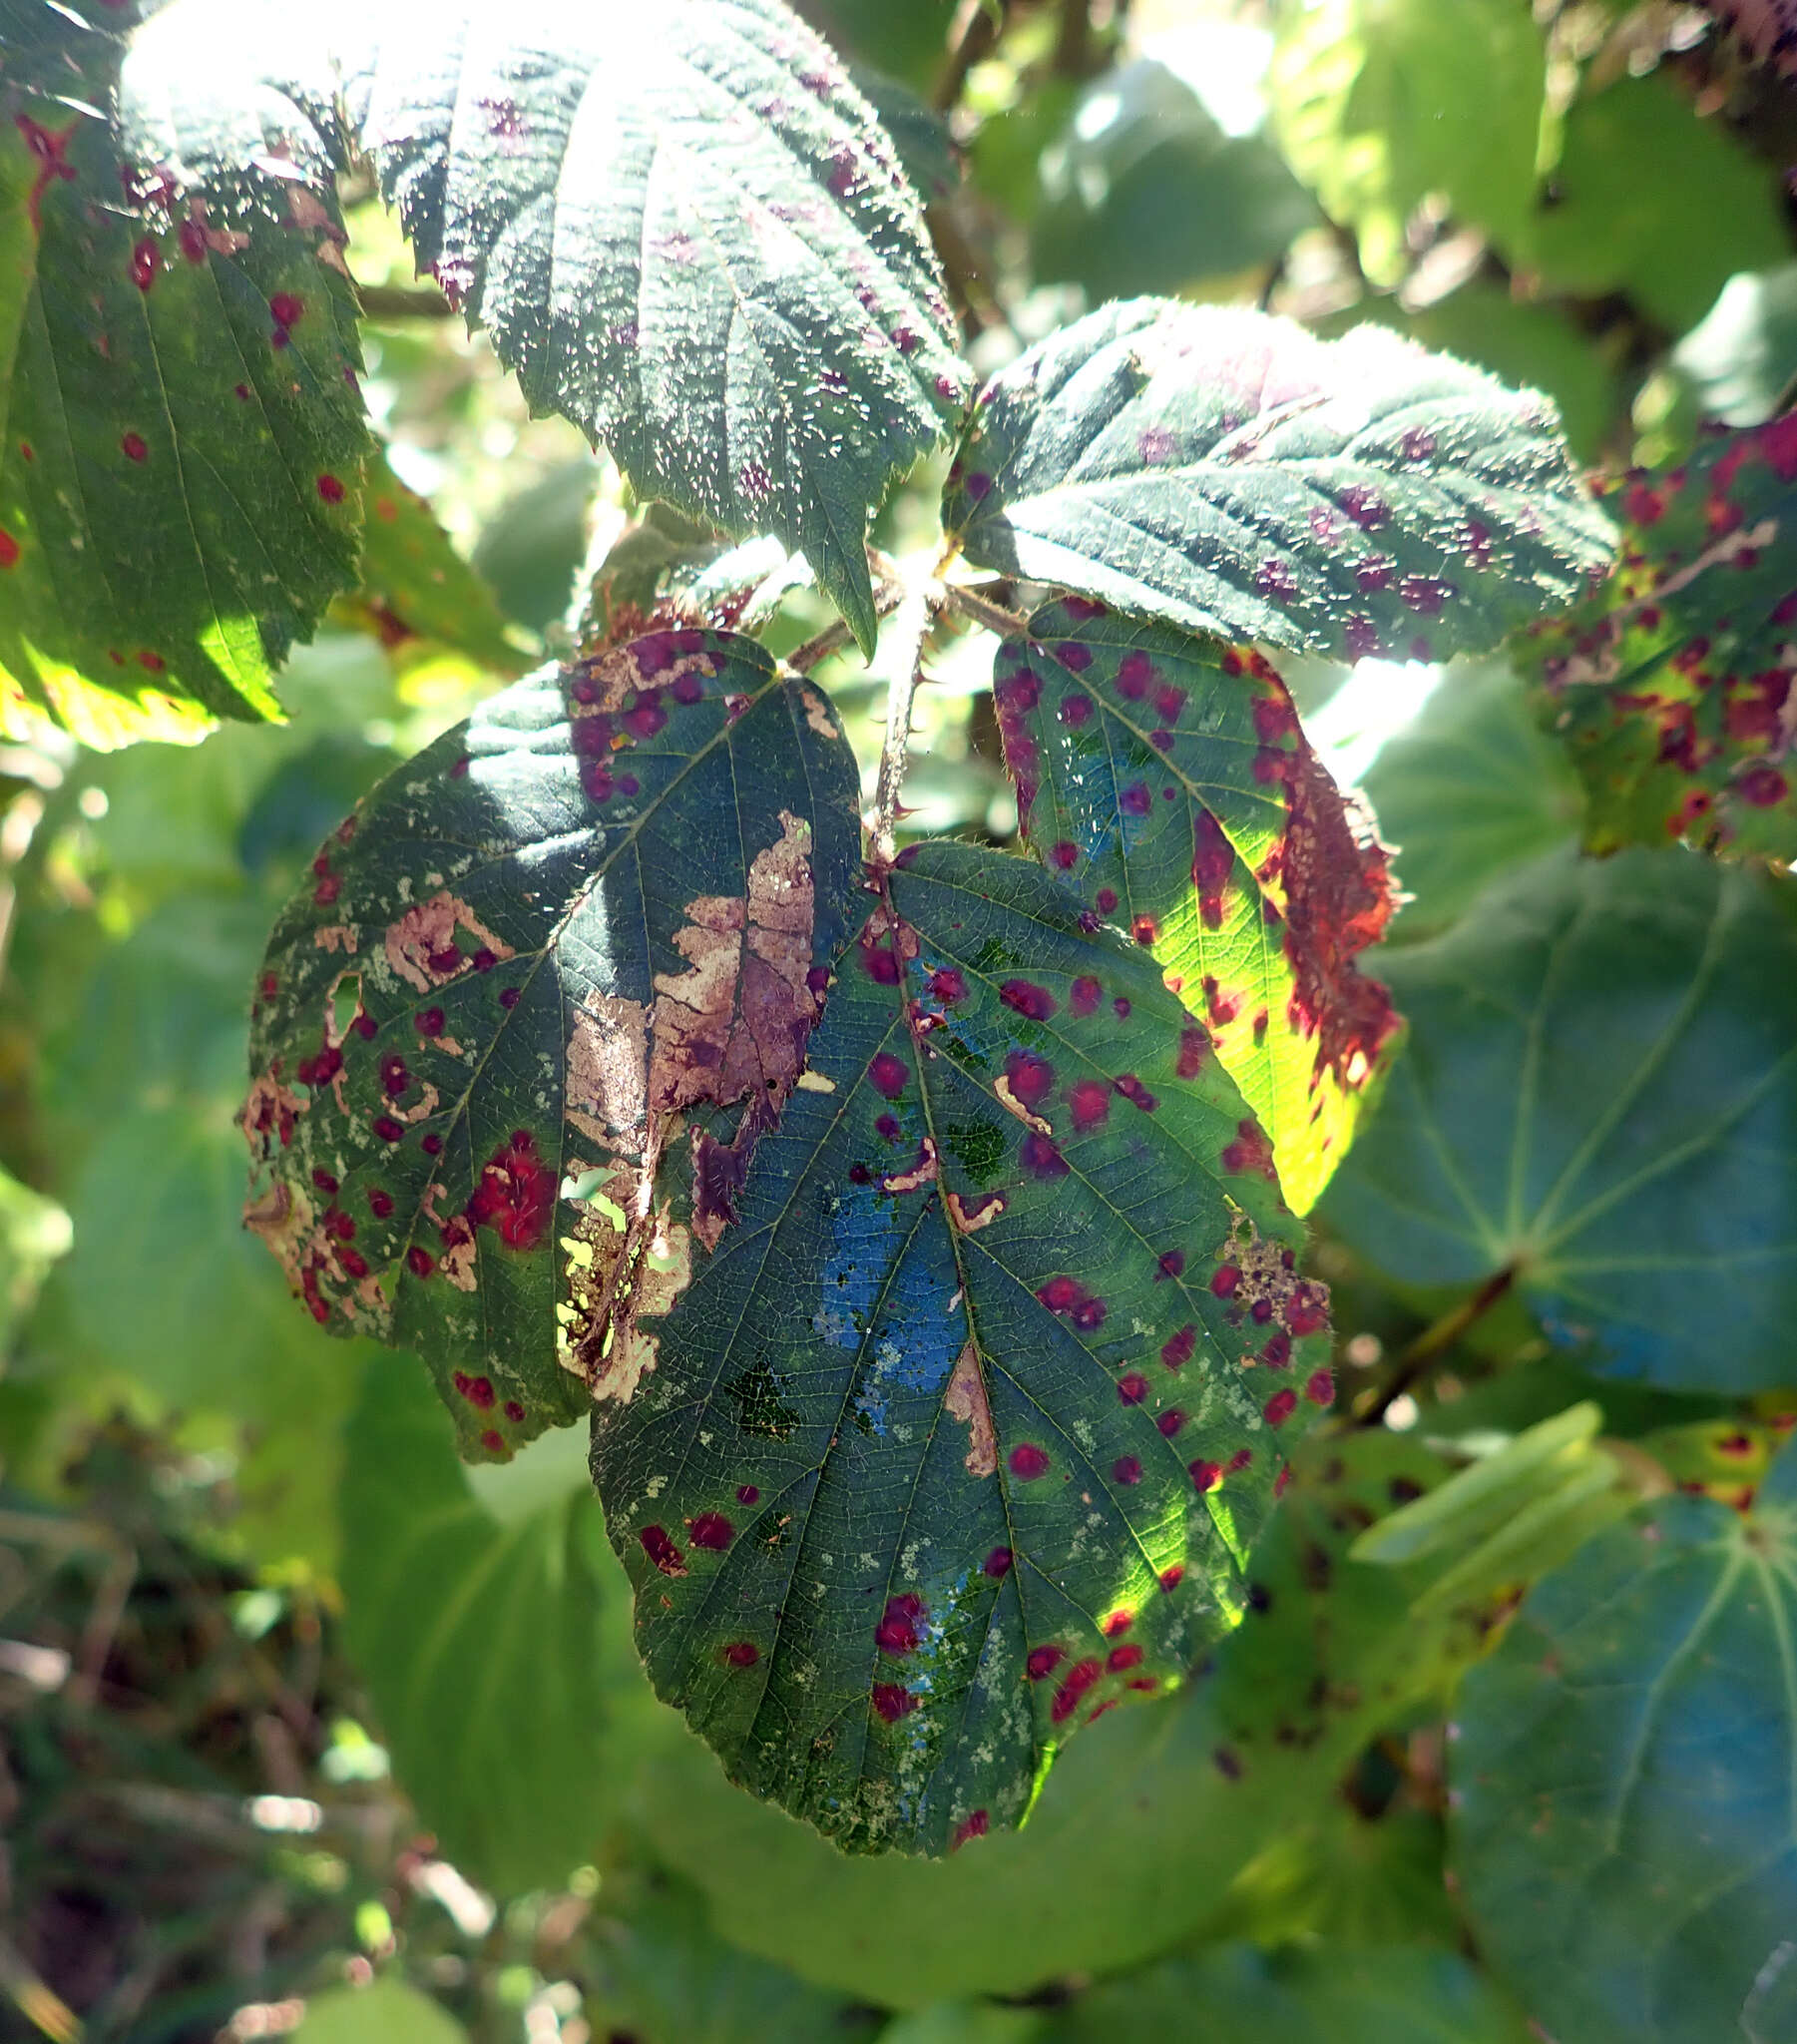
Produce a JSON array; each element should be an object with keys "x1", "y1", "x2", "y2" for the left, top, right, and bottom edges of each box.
[
  {"x1": 243, "y1": 628, "x2": 861, "y2": 1458},
  {"x1": 943, "y1": 298, "x2": 1615, "y2": 664},
  {"x1": 593, "y1": 841, "x2": 1334, "y2": 1856}
]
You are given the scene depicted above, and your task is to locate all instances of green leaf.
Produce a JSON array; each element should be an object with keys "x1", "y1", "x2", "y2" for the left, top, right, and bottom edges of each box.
[
  {"x1": 1450, "y1": 1439, "x2": 1797, "y2": 2044},
  {"x1": 0, "y1": 1164, "x2": 69, "y2": 1355},
  {"x1": 582, "y1": 1870, "x2": 887, "y2": 2044},
  {"x1": 292, "y1": 1976, "x2": 469, "y2": 2044},
  {"x1": 337, "y1": 1362, "x2": 614, "y2": 1893},
  {"x1": 0, "y1": 3, "x2": 369, "y2": 747},
  {"x1": 1521, "y1": 418, "x2": 1797, "y2": 862},
  {"x1": 1359, "y1": 658, "x2": 1583, "y2": 942},
  {"x1": 1672, "y1": 264, "x2": 1797, "y2": 429},
  {"x1": 943, "y1": 299, "x2": 1614, "y2": 665},
  {"x1": 1042, "y1": 1943, "x2": 1531, "y2": 2044},
  {"x1": 594, "y1": 839, "x2": 1330, "y2": 1856},
  {"x1": 1268, "y1": 0, "x2": 1547, "y2": 288},
  {"x1": 335, "y1": 446, "x2": 523, "y2": 676},
  {"x1": 243, "y1": 629, "x2": 862, "y2": 1459},
  {"x1": 1514, "y1": 71, "x2": 1790, "y2": 337},
  {"x1": 624, "y1": 1424, "x2": 1589, "y2": 2004},
  {"x1": 342, "y1": 0, "x2": 972, "y2": 653},
  {"x1": 1032, "y1": 59, "x2": 1319, "y2": 299},
  {"x1": 1322, "y1": 845, "x2": 1797, "y2": 1393},
  {"x1": 992, "y1": 598, "x2": 1400, "y2": 1213}
]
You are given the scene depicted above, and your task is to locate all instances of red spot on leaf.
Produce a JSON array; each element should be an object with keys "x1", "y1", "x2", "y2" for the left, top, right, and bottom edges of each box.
[
  {"x1": 984, "y1": 1546, "x2": 1013, "y2": 1577},
  {"x1": 953, "y1": 1809, "x2": 989, "y2": 1850},
  {"x1": 869, "y1": 1052, "x2": 908, "y2": 1098},
  {"x1": 1118, "y1": 1372, "x2": 1149, "y2": 1404},
  {"x1": 1000, "y1": 979, "x2": 1057, "y2": 1022},
  {"x1": 130, "y1": 238, "x2": 159, "y2": 290},
  {"x1": 316, "y1": 473, "x2": 345, "y2": 504},
  {"x1": 688, "y1": 1512, "x2": 733, "y2": 1550},
  {"x1": 876, "y1": 1593, "x2": 925, "y2": 1655},
  {"x1": 1264, "y1": 1388, "x2": 1298, "y2": 1427},
  {"x1": 1051, "y1": 1659, "x2": 1103, "y2": 1724},
  {"x1": 872, "y1": 1683, "x2": 918, "y2": 1722},
  {"x1": 1009, "y1": 1443, "x2": 1051, "y2": 1479},
  {"x1": 722, "y1": 1641, "x2": 759, "y2": 1668},
  {"x1": 467, "y1": 1131, "x2": 554, "y2": 1251},
  {"x1": 452, "y1": 1371, "x2": 495, "y2": 1409},
  {"x1": 641, "y1": 1525, "x2": 685, "y2": 1576},
  {"x1": 1067, "y1": 1078, "x2": 1111, "y2": 1132}
]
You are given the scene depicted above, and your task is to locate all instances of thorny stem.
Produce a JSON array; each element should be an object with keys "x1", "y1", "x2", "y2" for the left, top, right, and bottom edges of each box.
[
  {"x1": 871, "y1": 580, "x2": 938, "y2": 866},
  {"x1": 787, "y1": 557, "x2": 908, "y2": 673},
  {"x1": 1355, "y1": 1263, "x2": 1521, "y2": 1427}
]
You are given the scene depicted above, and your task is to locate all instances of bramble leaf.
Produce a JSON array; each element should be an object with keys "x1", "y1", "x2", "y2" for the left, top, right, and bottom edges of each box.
[
  {"x1": 0, "y1": 1, "x2": 368, "y2": 746},
  {"x1": 593, "y1": 840, "x2": 1332, "y2": 1857},
  {"x1": 1451, "y1": 1437, "x2": 1797, "y2": 2044},
  {"x1": 1522, "y1": 417, "x2": 1797, "y2": 862},
  {"x1": 242, "y1": 628, "x2": 861, "y2": 1458},
  {"x1": 341, "y1": 0, "x2": 972, "y2": 653},
  {"x1": 993, "y1": 598, "x2": 1399, "y2": 1214},
  {"x1": 942, "y1": 299, "x2": 1614, "y2": 665},
  {"x1": 623, "y1": 1423, "x2": 1598, "y2": 2003},
  {"x1": 1323, "y1": 845, "x2": 1797, "y2": 1393}
]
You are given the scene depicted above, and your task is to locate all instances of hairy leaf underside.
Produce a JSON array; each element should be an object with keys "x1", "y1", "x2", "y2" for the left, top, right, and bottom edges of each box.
[
  {"x1": 1523, "y1": 416, "x2": 1797, "y2": 861},
  {"x1": 942, "y1": 298, "x2": 1615, "y2": 664},
  {"x1": 243, "y1": 627, "x2": 861, "y2": 1458},
  {"x1": 0, "y1": 0, "x2": 369, "y2": 744},
  {"x1": 993, "y1": 597, "x2": 1399, "y2": 1214},
  {"x1": 592, "y1": 841, "x2": 1332, "y2": 1854},
  {"x1": 341, "y1": 0, "x2": 972, "y2": 653}
]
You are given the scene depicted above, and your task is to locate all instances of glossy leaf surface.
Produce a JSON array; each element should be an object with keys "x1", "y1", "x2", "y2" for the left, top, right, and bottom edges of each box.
[
  {"x1": 243, "y1": 628, "x2": 861, "y2": 1457},
  {"x1": 1451, "y1": 1441, "x2": 1797, "y2": 2044},
  {"x1": 337, "y1": 1366, "x2": 615, "y2": 1893},
  {"x1": 594, "y1": 840, "x2": 1329, "y2": 1856},
  {"x1": 994, "y1": 598, "x2": 1399, "y2": 1214},
  {"x1": 0, "y1": 4, "x2": 368, "y2": 746},
  {"x1": 942, "y1": 299, "x2": 1613, "y2": 665},
  {"x1": 1523, "y1": 417, "x2": 1797, "y2": 862},
  {"x1": 342, "y1": 0, "x2": 971, "y2": 653},
  {"x1": 1323, "y1": 846, "x2": 1797, "y2": 1392}
]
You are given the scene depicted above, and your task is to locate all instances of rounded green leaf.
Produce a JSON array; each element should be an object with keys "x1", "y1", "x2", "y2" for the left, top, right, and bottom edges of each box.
[
  {"x1": 337, "y1": 1363, "x2": 615, "y2": 1894},
  {"x1": 993, "y1": 598, "x2": 1400, "y2": 1214},
  {"x1": 342, "y1": 0, "x2": 972, "y2": 652},
  {"x1": 943, "y1": 299, "x2": 1614, "y2": 665},
  {"x1": 1360, "y1": 658, "x2": 1583, "y2": 942},
  {"x1": 243, "y1": 628, "x2": 862, "y2": 1458},
  {"x1": 1523, "y1": 417, "x2": 1797, "y2": 863},
  {"x1": 1450, "y1": 1441, "x2": 1797, "y2": 2044},
  {"x1": 1322, "y1": 845, "x2": 1797, "y2": 1393},
  {"x1": 594, "y1": 840, "x2": 1332, "y2": 1856}
]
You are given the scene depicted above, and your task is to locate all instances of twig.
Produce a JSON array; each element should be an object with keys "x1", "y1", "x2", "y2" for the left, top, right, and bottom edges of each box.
[
  {"x1": 871, "y1": 585, "x2": 937, "y2": 864},
  {"x1": 1054, "y1": 0, "x2": 1095, "y2": 77},
  {"x1": 356, "y1": 282, "x2": 455, "y2": 320},
  {"x1": 1356, "y1": 1264, "x2": 1520, "y2": 1427},
  {"x1": 943, "y1": 582, "x2": 1031, "y2": 639}
]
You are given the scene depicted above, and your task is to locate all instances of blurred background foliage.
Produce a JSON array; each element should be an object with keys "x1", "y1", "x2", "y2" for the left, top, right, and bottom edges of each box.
[{"x1": 3, "y1": 1, "x2": 1797, "y2": 2038}]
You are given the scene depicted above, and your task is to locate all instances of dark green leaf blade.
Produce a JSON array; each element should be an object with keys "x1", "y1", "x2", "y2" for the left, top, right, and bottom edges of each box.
[
  {"x1": 243, "y1": 628, "x2": 862, "y2": 1458},
  {"x1": 593, "y1": 839, "x2": 1333, "y2": 1857},
  {"x1": 0, "y1": 8, "x2": 369, "y2": 747},
  {"x1": 343, "y1": 0, "x2": 972, "y2": 653},
  {"x1": 994, "y1": 598, "x2": 1400, "y2": 1213},
  {"x1": 943, "y1": 299, "x2": 1614, "y2": 664},
  {"x1": 1522, "y1": 417, "x2": 1797, "y2": 862},
  {"x1": 1450, "y1": 1441, "x2": 1797, "y2": 2044},
  {"x1": 1322, "y1": 845, "x2": 1797, "y2": 1393}
]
